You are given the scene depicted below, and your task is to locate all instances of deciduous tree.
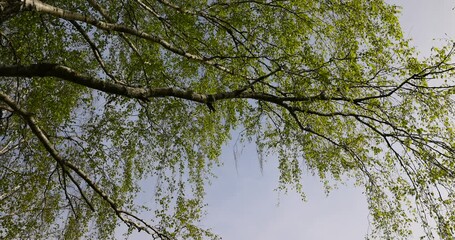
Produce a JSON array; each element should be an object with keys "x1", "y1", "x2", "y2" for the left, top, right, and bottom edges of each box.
[{"x1": 1, "y1": 0, "x2": 455, "y2": 239}]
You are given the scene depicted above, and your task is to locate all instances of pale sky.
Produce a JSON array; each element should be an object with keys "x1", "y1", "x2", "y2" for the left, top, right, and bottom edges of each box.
[
  {"x1": 118, "y1": 1, "x2": 455, "y2": 239},
  {"x1": 201, "y1": 1, "x2": 455, "y2": 240}
]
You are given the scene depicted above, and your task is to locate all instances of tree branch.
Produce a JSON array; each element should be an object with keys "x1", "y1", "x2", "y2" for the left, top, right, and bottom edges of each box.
[
  {"x1": 0, "y1": 90, "x2": 170, "y2": 239},
  {"x1": 19, "y1": 0, "x2": 237, "y2": 76},
  {"x1": 0, "y1": 63, "x2": 283, "y2": 104}
]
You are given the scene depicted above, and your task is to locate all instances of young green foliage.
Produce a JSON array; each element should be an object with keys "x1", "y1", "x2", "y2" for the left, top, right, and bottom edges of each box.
[{"x1": 1, "y1": 0, "x2": 455, "y2": 239}]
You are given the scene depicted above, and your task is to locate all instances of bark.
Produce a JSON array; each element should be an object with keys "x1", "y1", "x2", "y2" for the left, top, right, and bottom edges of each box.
[
  {"x1": 0, "y1": 63, "x2": 322, "y2": 107},
  {"x1": 0, "y1": 90, "x2": 170, "y2": 239},
  {"x1": 0, "y1": 63, "x2": 210, "y2": 103},
  {"x1": 21, "y1": 1, "x2": 206, "y2": 61}
]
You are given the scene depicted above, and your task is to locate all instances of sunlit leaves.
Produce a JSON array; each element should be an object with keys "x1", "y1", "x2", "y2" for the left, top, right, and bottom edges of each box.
[{"x1": 2, "y1": 0, "x2": 455, "y2": 239}]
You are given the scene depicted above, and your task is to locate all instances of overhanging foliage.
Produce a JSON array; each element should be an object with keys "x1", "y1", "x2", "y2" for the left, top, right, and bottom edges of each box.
[{"x1": 1, "y1": 0, "x2": 455, "y2": 239}]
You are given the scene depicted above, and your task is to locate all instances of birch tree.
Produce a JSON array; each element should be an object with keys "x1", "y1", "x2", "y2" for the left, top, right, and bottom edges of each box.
[{"x1": 1, "y1": 0, "x2": 455, "y2": 239}]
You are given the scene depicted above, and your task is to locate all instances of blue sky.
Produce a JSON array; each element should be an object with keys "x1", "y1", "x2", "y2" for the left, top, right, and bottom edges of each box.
[
  {"x1": 201, "y1": 1, "x2": 455, "y2": 239},
  {"x1": 118, "y1": 1, "x2": 455, "y2": 239},
  {"x1": 203, "y1": 143, "x2": 368, "y2": 239}
]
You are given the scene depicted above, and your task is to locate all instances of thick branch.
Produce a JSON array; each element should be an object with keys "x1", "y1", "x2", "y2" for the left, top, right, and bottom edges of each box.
[
  {"x1": 0, "y1": 63, "x2": 284, "y2": 104},
  {"x1": 0, "y1": 90, "x2": 169, "y2": 239},
  {"x1": 20, "y1": 0, "x2": 235, "y2": 75}
]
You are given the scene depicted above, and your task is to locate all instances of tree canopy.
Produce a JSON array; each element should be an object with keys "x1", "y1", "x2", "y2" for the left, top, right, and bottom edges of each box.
[{"x1": 2, "y1": 0, "x2": 455, "y2": 239}]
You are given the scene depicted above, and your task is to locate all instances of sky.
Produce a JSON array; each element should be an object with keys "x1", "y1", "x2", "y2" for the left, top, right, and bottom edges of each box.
[
  {"x1": 200, "y1": 1, "x2": 455, "y2": 240},
  {"x1": 116, "y1": 1, "x2": 455, "y2": 239}
]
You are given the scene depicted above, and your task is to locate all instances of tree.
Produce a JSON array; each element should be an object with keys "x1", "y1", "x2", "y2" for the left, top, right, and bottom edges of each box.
[{"x1": 1, "y1": 0, "x2": 455, "y2": 238}]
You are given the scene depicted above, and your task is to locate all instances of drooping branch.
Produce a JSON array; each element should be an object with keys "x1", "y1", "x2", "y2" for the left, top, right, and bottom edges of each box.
[
  {"x1": 154, "y1": 0, "x2": 255, "y2": 55},
  {"x1": 86, "y1": 0, "x2": 145, "y2": 61},
  {"x1": 0, "y1": 184, "x2": 21, "y2": 202},
  {"x1": 17, "y1": 0, "x2": 238, "y2": 75},
  {"x1": 0, "y1": 90, "x2": 171, "y2": 239},
  {"x1": 3, "y1": 63, "x2": 454, "y2": 170},
  {"x1": 69, "y1": 20, "x2": 119, "y2": 83}
]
